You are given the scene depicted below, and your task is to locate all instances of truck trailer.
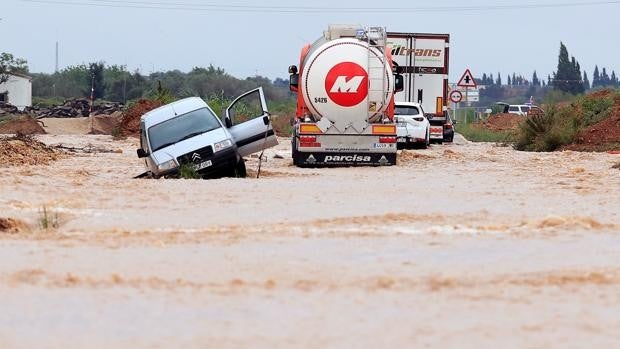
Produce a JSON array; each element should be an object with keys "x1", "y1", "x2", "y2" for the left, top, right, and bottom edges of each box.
[
  {"x1": 387, "y1": 32, "x2": 450, "y2": 143},
  {"x1": 288, "y1": 25, "x2": 404, "y2": 167}
]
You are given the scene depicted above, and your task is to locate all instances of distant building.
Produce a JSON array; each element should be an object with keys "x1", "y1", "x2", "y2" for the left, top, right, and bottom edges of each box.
[{"x1": 0, "y1": 73, "x2": 32, "y2": 110}]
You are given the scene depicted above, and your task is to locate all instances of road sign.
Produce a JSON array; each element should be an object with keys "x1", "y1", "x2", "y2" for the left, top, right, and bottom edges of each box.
[
  {"x1": 457, "y1": 69, "x2": 477, "y2": 88},
  {"x1": 449, "y1": 90, "x2": 462, "y2": 103}
]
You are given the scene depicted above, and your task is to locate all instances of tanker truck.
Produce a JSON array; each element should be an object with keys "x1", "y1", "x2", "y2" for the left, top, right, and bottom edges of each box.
[{"x1": 288, "y1": 25, "x2": 404, "y2": 167}]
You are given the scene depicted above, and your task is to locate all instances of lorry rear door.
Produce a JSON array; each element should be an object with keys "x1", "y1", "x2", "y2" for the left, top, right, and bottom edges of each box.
[{"x1": 225, "y1": 87, "x2": 278, "y2": 157}]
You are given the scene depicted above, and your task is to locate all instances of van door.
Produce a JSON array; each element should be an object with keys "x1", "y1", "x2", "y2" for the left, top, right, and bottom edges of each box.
[{"x1": 225, "y1": 87, "x2": 278, "y2": 157}]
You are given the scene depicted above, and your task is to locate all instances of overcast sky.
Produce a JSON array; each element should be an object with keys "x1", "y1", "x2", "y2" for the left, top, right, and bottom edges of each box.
[{"x1": 2, "y1": 0, "x2": 619, "y2": 82}]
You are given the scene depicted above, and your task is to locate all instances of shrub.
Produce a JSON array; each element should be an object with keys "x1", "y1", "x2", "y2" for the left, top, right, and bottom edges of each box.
[
  {"x1": 179, "y1": 163, "x2": 200, "y2": 179},
  {"x1": 514, "y1": 105, "x2": 580, "y2": 151}
]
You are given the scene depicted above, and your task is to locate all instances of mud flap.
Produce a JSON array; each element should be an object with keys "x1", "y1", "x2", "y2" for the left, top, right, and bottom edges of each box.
[{"x1": 293, "y1": 152, "x2": 396, "y2": 167}]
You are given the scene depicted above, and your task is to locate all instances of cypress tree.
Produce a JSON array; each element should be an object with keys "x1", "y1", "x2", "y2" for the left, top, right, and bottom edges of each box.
[
  {"x1": 601, "y1": 67, "x2": 610, "y2": 86},
  {"x1": 593, "y1": 66, "x2": 600, "y2": 88},
  {"x1": 532, "y1": 71, "x2": 540, "y2": 86},
  {"x1": 496, "y1": 73, "x2": 501, "y2": 85},
  {"x1": 553, "y1": 42, "x2": 583, "y2": 94},
  {"x1": 583, "y1": 71, "x2": 590, "y2": 90}
]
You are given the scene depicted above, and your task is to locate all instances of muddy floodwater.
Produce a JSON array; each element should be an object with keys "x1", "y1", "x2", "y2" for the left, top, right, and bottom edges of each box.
[{"x1": 1, "y1": 134, "x2": 619, "y2": 348}]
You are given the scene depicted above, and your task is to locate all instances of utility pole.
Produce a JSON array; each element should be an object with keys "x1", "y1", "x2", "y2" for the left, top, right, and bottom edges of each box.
[
  {"x1": 122, "y1": 65, "x2": 127, "y2": 104},
  {"x1": 89, "y1": 72, "x2": 95, "y2": 132},
  {"x1": 55, "y1": 41, "x2": 59, "y2": 73}
]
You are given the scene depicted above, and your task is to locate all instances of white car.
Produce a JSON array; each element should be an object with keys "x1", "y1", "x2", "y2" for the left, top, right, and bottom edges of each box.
[
  {"x1": 394, "y1": 102, "x2": 430, "y2": 149},
  {"x1": 137, "y1": 87, "x2": 278, "y2": 178},
  {"x1": 497, "y1": 102, "x2": 544, "y2": 116}
]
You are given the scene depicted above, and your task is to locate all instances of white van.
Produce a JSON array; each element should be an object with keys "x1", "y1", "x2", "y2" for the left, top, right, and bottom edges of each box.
[
  {"x1": 137, "y1": 87, "x2": 278, "y2": 178},
  {"x1": 497, "y1": 102, "x2": 544, "y2": 116}
]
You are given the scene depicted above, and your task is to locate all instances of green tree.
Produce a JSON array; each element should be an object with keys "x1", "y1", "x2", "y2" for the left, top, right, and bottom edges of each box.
[
  {"x1": 88, "y1": 62, "x2": 105, "y2": 99},
  {"x1": 0, "y1": 52, "x2": 29, "y2": 84},
  {"x1": 532, "y1": 71, "x2": 540, "y2": 87},
  {"x1": 553, "y1": 42, "x2": 584, "y2": 94},
  {"x1": 592, "y1": 66, "x2": 600, "y2": 88},
  {"x1": 583, "y1": 71, "x2": 590, "y2": 90}
]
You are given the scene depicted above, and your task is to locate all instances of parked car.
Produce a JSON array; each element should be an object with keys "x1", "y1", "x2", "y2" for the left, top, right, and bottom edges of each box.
[
  {"x1": 443, "y1": 113, "x2": 455, "y2": 143},
  {"x1": 395, "y1": 102, "x2": 430, "y2": 149},
  {"x1": 136, "y1": 87, "x2": 278, "y2": 179}
]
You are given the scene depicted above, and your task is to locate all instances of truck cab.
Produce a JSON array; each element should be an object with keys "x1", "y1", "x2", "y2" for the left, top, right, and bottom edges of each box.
[{"x1": 136, "y1": 87, "x2": 278, "y2": 178}]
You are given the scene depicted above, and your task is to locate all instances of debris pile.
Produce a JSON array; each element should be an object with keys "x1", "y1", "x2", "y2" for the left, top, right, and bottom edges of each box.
[
  {"x1": 31, "y1": 99, "x2": 124, "y2": 118},
  {"x1": 118, "y1": 99, "x2": 163, "y2": 136},
  {"x1": 0, "y1": 133, "x2": 62, "y2": 166},
  {"x1": 1, "y1": 100, "x2": 124, "y2": 118},
  {"x1": 0, "y1": 116, "x2": 46, "y2": 134},
  {"x1": 478, "y1": 113, "x2": 523, "y2": 132},
  {"x1": 0, "y1": 102, "x2": 23, "y2": 115}
]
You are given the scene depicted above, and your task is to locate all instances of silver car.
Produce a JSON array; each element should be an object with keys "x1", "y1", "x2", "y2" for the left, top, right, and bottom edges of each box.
[{"x1": 136, "y1": 87, "x2": 278, "y2": 178}]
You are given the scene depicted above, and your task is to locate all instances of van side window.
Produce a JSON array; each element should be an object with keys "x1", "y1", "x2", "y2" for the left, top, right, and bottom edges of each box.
[
  {"x1": 227, "y1": 90, "x2": 264, "y2": 124},
  {"x1": 508, "y1": 106, "x2": 520, "y2": 112}
]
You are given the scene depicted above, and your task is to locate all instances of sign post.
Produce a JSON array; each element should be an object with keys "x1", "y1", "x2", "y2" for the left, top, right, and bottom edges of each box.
[{"x1": 457, "y1": 69, "x2": 477, "y2": 120}]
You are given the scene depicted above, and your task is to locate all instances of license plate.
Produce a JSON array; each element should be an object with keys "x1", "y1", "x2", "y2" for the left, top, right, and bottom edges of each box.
[
  {"x1": 397, "y1": 137, "x2": 407, "y2": 143},
  {"x1": 193, "y1": 160, "x2": 212, "y2": 170},
  {"x1": 373, "y1": 143, "x2": 392, "y2": 149},
  {"x1": 397, "y1": 122, "x2": 407, "y2": 127}
]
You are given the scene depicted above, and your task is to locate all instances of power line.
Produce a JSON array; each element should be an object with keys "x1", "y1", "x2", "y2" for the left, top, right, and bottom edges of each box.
[{"x1": 20, "y1": 0, "x2": 620, "y2": 13}]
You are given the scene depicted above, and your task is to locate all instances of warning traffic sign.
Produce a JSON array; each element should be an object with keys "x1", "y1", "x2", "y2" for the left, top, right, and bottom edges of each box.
[
  {"x1": 457, "y1": 69, "x2": 477, "y2": 88},
  {"x1": 449, "y1": 90, "x2": 463, "y2": 103}
]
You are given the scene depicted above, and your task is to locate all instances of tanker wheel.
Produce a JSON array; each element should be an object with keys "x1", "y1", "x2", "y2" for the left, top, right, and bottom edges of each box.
[{"x1": 291, "y1": 134, "x2": 301, "y2": 166}]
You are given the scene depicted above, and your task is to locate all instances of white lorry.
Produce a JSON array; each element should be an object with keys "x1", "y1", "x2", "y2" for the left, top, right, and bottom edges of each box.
[
  {"x1": 387, "y1": 32, "x2": 450, "y2": 143},
  {"x1": 288, "y1": 25, "x2": 404, "y2": 166}
]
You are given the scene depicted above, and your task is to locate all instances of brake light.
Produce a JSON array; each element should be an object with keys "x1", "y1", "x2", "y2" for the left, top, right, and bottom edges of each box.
[
  {"x1": 299, "y1": 135, "x2": 321, "y2": 147},
  {"x1": 379, "y1": 136, "x2": 396, "y2": 143},
  {"x1": 299, "y1": 135, "x2": 316, "y2": 143},
  {"x1": 445, "y1": 123, "x2": 452, "y2": 129}
]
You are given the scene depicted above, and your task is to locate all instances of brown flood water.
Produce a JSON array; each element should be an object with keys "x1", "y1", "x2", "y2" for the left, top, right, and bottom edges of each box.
[{"x1": 1, "y1": 134, "x2": 619, "y2": 348}]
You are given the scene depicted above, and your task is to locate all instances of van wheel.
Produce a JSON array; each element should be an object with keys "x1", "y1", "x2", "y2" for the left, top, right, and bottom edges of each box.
[{"x1": 234, "y1": 159, "x2": 247, "y2": 178}]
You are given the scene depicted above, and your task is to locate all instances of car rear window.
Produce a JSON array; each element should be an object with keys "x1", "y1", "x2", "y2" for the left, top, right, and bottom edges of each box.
[{"x1": 394, "y1": 106, "x2": 420, "y2": 115}]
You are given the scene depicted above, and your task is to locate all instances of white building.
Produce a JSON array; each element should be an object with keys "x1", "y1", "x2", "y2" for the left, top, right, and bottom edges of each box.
[{"x1": 0, "y1": 73, "x2": 32, "y2": 110}]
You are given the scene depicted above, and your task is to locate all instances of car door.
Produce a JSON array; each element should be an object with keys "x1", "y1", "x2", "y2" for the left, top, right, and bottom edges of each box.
[{"x1": 225, "y1": 87, "x2": 278, "y2": 157}]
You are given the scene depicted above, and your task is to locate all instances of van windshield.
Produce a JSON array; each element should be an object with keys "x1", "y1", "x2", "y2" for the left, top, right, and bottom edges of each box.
[{"x1": 148, "y1": 108, "x2": 222, "y2": 152}]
